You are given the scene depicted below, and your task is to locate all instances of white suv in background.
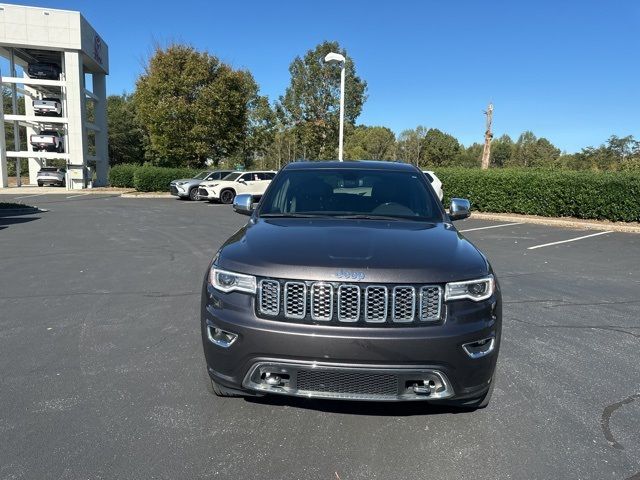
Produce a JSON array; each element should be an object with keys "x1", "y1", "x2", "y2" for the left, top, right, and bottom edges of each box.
[
  {"x1": 198, "y1": 171, "x2": 277, "y2": 204},
  {"x1": 423, "y1": 170, "x2": 443, "y2": 201}
]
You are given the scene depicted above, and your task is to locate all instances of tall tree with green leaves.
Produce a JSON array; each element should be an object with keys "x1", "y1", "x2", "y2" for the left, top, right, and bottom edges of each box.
[
  {"x1": 421, "y1": 128, "x2": 462, "y2": 167},
  {"x1": 134, "y1": 44, "x2": 258, "y2": 168},
  {"x1": 107, "y1": 94, "x2": 145, "y2": 165},
  {"x1": 490, "y1": 134, "x2": 514, "y2": 167},
  {"x1": 397, "y1": 126, "x2": 427, "y2": 165},
  {"x1": 278, "y1": 41, "x2": 367, "y2": 160},
  {"x1": 344, "y1": 125, "x2": 396, "y2": 160}
]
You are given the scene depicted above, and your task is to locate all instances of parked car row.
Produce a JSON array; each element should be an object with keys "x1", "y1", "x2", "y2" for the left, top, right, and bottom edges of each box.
[
  {"x1": 170, "y1": 168, "x2": 444, "y2": 204},
  {"x1": 170, "y1": 170, "x2": 276, "y2": 203}
]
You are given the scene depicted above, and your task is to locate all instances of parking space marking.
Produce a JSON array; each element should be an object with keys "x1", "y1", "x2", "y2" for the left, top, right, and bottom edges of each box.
[
  {"x1": 66, "y1": 193, "x2": 90, "y2": 199},
  {"x1": 11, "y1": 193, "x2": 48, "y2": 200},
  {"x1": 459, "y1": 222, "x2": 524, "y2": 233},
  {"x1": 527, "y1": 230, "x2": 613, "y2": 250}
]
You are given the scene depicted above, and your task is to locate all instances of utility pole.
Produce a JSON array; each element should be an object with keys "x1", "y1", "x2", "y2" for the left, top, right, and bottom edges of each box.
[{"x1": 481, "y1": 103, "x2": 493, "y2": 170}]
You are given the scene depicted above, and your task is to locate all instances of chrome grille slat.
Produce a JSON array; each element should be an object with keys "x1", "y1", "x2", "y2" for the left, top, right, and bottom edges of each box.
[
  {"x1": 392, "y1": 286, "x2": 416, "y2": 322},
  {"x1": 338, "y1": 285, "x2": 360, "y2": 322},
  {"x1": 257, "y1": 279, "x2": 442, "y2": 325},
  {"x1": 258, "y1": 279, "x2": 280, "y2": 316},
  {"x1": 310, "y1": 283, "x2": 333, "y2": 321},
  {"x1": 284, "y1": 282, "x2": 306, "y2": 319},
  {"x1": 365, "y1": 285, "x2": 388, "y2": 323}
]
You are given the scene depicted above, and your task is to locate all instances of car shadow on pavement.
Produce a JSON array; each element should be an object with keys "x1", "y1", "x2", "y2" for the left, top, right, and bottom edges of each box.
[
  {"x1": 243, "y1": 394, "x2": 475, "y2": 416},
  {"x1": 0, "y1": 215, "x2": 40, "y2": 231}
]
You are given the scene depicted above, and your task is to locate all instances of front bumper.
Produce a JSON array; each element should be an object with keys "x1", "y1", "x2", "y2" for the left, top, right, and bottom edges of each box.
[
  {"x1": 198, "y1": 187, "x2": 219, "y2": 200},
  {"x1": 201, "y1": 282, "x2": 501, "y2": 402},
  {"x1": 170, "y1": 185, "x2": 189, "y2": 197}
]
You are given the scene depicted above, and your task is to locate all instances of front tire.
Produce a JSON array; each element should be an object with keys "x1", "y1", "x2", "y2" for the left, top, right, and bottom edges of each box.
[
  {"x1": 188, "y1": 187, "x2": 199, "y2": 201},
  {"x1": 220, "y1": 189, "x2": 235, "y2": 204},
  {"x1": 210, "y1": 379, "x2": 241, "y2": 397}
]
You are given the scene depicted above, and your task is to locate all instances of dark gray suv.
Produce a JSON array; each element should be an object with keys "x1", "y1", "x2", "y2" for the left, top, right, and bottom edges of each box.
[{"x1": 201, "y1": 161, "x2": 501, "y2": 409}]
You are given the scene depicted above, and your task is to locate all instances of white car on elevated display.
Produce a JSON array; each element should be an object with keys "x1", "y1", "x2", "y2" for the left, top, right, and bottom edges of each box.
[
  {"x1": 198, "y1": 171, "x2": 277, "y2": 204},
  {"x1": 33, "y1": 97, "x2": 62, "y2": 117}
]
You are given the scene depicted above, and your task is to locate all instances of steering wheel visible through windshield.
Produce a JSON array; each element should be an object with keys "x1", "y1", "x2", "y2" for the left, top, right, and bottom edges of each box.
[{"x1": 259, "y1": 168, "x2": 443, "y2": 222}]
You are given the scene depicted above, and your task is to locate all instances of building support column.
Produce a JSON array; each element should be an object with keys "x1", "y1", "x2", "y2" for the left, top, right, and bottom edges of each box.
[
  {"x1": 24, "y1": 81, "x2": 41, "y2": 185},
  {"x1": 92, "y1": 73, "x2": 108, "y2": 187},
  {"x1": 0, "y1": 77, "x2": 7, "y2": 188},
  {"x1": 64, "y1": 50, "x2": 87, "y2": 190}
]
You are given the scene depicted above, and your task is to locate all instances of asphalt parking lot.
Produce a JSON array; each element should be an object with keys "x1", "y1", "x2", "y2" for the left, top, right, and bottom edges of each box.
[{"x1": 1, "y1": 193, "x2": 639, "y2": 480}]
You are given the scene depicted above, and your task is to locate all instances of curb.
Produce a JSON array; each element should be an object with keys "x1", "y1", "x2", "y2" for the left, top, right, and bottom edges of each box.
[
  {"x1": 0, "y1": 207, "x2": 46, "y2": 217},
  {"x1": 120, "y1": 192, "x2": 172, "y2": 198},
  {"x1": 472, "y1": 212, "x2": 640, "y2": 234}
]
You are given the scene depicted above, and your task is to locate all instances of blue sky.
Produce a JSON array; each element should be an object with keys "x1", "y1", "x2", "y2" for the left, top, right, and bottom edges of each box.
[{"x1": 12, "y1": 0, "x2": 640, "y2": 152}]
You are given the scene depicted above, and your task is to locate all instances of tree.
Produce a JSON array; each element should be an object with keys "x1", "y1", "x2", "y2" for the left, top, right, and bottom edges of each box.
[
  {"x1": 457, "y1": 143, "x2": 483, "y2": 167},
  {"x1": 490, "y1": 134, "x2": 514, "y2": 167},
  {"x1": 278, "y1": 41, "x2": 367, "y2": 160},
  {"x1": 107, "y1": 94, "x2": 145, "y2": 165},
  {"x1": 397, "y1": 126, "x2": 427, "y2": 165},
  {"x1": 134, "y1": 44, "x2": 258, "y2": 168},
  {"x1": 344, "y1": 125, "x2": 396, "y2": 160},
  {"x1": 421, "y1": 128, "x2": 462, "y2": 167},
  {"x1": 232, "y1": 94, "x2": 277, "y2": 169}
]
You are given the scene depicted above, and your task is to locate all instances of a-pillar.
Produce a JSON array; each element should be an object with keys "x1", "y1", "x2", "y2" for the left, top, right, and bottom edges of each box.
[
  {"x1": 64, "y1": 50, "x2": 88, "y2": 190},
  {"x1": 92, "y1": 73, "x2": 108, "y2": 186}
]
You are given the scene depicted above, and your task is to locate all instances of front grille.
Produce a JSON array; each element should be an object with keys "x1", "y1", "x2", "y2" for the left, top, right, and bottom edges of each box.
[
  {"x1": 256, "y1": 278, "x2": 443, "y2": 326},
  {"x1": 296, "y1": 370, "x2": 398, "y2": 396},
  {"x1": 170, "y1": 185, "x2": 178, "y2": 195},
  {"x1": 198, "y1": 188, "x2": 208, "y2": 197}
]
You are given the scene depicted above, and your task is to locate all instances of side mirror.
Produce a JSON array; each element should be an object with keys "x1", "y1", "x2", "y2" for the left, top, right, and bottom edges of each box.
[
  {"x1": 233, "y1": 194, "x2": 254, "y2": 215},
  {"x1": 449, "y1": 198, "x2": 471, "y2": 221},
  {"x1": 238, "y1": 178, "x2": 246, "y2": 184}
]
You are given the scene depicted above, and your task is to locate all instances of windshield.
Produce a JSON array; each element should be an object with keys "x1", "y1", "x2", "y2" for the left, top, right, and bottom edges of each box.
[
  {"x1": 194, "y1": 171, "x2": 210, "y2": 180},
  {"x1": 223, "y1": 172, "x2": 242, "y2": 181},
  {"x1": 259, "y1": 168, "x2": 443, "y2": 221}
]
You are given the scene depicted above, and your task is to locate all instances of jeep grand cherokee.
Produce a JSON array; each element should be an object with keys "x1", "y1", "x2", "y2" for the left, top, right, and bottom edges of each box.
[{"x1": 201, "y1": 161, "x2": 501, "y2": 408}]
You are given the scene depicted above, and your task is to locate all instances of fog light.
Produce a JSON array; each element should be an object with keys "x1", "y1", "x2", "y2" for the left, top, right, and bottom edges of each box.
[
  {"x1": 462, "y1": 336, "x2": 495, "y2": 359},
  {"x1": 264, "y1": 373, "x2": 282, "y2": 386},
  {"x1": 207, "y1": 325, "x2": 238, "y2": 348}
]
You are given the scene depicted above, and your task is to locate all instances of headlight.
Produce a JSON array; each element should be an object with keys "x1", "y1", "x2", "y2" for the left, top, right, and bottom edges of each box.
[
  {"x1": 209, "y1": 267, "x2": 256, "y2": 294},
  {"x1": 445, "y1": 275, "x2": 494, "y2": 302},
  {"x1": 176, "y1": 181, "x2": 187, "y2": 185}
]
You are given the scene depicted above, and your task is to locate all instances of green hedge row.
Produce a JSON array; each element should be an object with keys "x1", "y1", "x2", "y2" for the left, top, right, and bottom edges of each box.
[
  {"x1": 133, "y1": 166, "x2": 199, "y2": 192},
  {"x1": 435, "y1": 168, "x2": 640, "y2": 222},
  {"x1": 108, "y1": 164, "x2": 139, "y2": 188},
  {"x1": 108, "y1": 164, "x2": 199, "y2": 191}
]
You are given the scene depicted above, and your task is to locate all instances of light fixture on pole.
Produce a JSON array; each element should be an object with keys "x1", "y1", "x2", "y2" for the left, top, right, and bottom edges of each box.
[{"x1": 324, "y1": 52, "x2": 346, "y2": 161}]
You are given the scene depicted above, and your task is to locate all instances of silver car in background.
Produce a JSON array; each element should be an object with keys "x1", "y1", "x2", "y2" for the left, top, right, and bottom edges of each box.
[{"x1": 170, "y1": 170, "x2": 234, "y2": 201}]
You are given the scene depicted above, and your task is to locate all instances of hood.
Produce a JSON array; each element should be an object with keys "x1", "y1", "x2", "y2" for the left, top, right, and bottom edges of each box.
[
  {"x1": 217, "y1": 218, "x2": 489, "y2": 284},
  {"x1": 172, "y1": 178, "x2": 200, "y2": 184}
]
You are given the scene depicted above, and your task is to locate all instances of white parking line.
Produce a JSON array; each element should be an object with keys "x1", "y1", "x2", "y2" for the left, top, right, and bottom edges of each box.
[
  {"x1": 459, "y1": 222, "x2": 524, "y2": 233},
  {"x1": 66, "y1": 193, "x2": 90, "y2": 199},
  {"x1": 527, "y1": 231, "x2": 613, "y2": 250},
  {"x1": 11, "y1": 193, "x2": 48, "y2": 200}
]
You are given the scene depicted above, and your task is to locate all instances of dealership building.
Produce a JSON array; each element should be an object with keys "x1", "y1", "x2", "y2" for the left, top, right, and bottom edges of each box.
[{"x1": 0, "y1": 3, "x2": 109, "y2": 189}]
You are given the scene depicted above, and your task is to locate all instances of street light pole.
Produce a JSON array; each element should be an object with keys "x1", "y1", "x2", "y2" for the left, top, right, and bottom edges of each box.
[{"x1": 324, "y1": 52, "x2": 346, "y2": 161}]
